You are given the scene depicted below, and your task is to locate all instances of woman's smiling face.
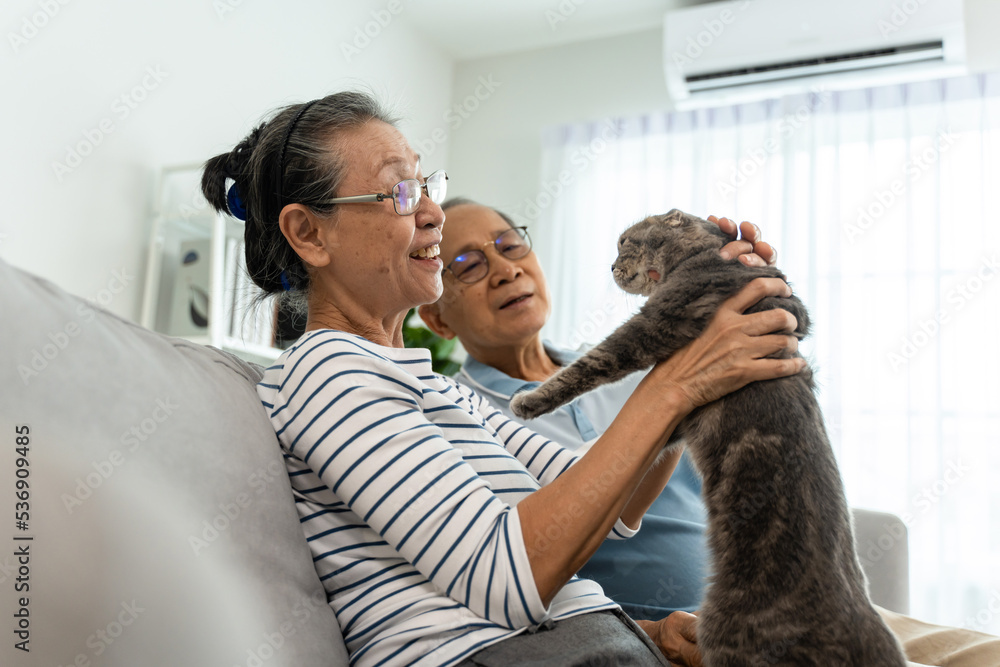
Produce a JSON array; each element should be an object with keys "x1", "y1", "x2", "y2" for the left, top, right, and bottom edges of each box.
[{"x1": 310, "y1": 120, "x2": 446, "y2": 320}]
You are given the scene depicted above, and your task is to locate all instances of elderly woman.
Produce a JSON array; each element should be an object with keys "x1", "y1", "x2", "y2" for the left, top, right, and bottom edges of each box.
[{"x1": 201, "y1": 91, "x2": 802, "y2": 667}]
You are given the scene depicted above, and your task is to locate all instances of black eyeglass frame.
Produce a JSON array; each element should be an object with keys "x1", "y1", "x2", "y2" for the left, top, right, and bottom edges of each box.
[
  {"x1": 328, "y1": 170, "x2": 448, "y2": 216},
  {"x1": 444, "y1": 226, "x2": 533, "y2": 284}
]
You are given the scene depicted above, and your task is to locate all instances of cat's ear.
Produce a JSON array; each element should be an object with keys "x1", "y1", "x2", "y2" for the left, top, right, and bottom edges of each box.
[
  {"x1": 662, "y1": 209, "x2": 686, "y2": 226},
  {"x1": 417, "y1": 303, "x2": 457, "y2": 340}
]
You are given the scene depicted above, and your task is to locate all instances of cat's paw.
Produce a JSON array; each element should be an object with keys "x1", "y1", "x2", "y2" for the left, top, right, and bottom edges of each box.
[{"x1": 510, "y1": 390, "x2": 555, "y2": 420}]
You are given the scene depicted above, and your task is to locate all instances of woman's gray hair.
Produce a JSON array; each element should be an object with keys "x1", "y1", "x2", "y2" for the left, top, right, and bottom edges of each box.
[{"x1": 201, "y1": 91, "x2": 398, "y2": 315}]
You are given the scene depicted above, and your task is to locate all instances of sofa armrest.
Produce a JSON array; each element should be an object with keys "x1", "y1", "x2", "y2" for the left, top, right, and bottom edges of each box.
[{"x1": 853, "y1": 507, "x2": 910, "y2": 614}]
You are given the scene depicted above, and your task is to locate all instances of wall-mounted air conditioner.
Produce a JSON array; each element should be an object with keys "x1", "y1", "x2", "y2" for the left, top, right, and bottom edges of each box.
[{"x1": 664, "y1": 0, "x2": 967, "y2": 108}]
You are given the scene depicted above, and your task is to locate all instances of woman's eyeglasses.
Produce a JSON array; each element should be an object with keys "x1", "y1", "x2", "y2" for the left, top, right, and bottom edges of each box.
[
  {"x1": 445, "y1": 227, "x2": 532, "y2": 284},
  {"x1": 329, "y1": 170, "x2": 448, "y2": 216}
]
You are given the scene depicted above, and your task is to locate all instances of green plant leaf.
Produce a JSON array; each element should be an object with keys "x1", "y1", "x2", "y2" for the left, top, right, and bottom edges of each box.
[{"x1": 401, "y1": 308, "x2": 461, "y2": 377}]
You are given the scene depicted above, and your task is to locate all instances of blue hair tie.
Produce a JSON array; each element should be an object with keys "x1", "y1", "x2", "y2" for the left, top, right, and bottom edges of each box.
[
  {"x1": 280, "y1": 270, "x2": 292, "y2": 292},
  {"x1": 227, "y1": 183, "x2": 247, "y2": 221}
]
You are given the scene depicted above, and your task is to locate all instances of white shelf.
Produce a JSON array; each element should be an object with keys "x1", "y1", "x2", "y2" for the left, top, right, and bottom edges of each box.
[{"x1": 142, "y1": 165, "x2": 292, "y2": 365}]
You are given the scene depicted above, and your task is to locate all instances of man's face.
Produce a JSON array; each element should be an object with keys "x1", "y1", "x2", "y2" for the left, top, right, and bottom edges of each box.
[{"x1": 428, "y1": 204, "x2": 551, "y2": 355}]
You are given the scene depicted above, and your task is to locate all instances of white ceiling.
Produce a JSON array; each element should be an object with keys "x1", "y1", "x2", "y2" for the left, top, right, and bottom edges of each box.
[{"x1": 399, "y1": 0, "x2": 718, "y2": 61}]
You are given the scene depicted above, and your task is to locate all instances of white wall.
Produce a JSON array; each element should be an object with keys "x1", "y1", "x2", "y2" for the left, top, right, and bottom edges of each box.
[
  {"x1": 0, "y1": 0, "x2": 453, "y2": 321},
  {"x1": 446, "y1": 28, "x2": 669, "y2": 221},
  {"x1": 965, "y1": 0, "x2": 1000, "y2": 73}
]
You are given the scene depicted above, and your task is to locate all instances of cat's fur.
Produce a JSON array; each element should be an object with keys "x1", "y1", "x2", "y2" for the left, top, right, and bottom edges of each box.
[{"x1": 510, "y1": 210, "x2": 906, "y2": 666}]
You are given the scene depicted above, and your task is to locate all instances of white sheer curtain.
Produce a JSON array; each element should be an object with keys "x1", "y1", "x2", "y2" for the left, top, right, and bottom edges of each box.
[{"x1": 532, "y1": 73, "x2": 1000, "y2": 633}]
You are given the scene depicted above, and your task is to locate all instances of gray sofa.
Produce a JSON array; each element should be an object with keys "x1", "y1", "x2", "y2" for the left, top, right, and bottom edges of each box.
[{"x1": 0, "y1": 256, "x2": 909, "y2": 665}]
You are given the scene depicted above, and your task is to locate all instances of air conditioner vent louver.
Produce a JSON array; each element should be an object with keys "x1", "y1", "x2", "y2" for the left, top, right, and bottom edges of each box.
[{"x1": 686, "y1": 41, "x2": 946, "y2": 92}]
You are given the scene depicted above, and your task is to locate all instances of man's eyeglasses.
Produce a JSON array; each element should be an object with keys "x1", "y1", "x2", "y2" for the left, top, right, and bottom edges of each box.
[
  {"x1": 329, "y1": 170, "x2": 448, "y2": 216},
  {"x1": 445, "y1": 227, "x2": 532, "y2": 284}
]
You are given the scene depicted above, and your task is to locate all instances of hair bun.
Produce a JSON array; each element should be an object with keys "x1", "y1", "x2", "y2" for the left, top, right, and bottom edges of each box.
[{"x1": 225, "y1": 123, "x2": 266, "y2": 180}]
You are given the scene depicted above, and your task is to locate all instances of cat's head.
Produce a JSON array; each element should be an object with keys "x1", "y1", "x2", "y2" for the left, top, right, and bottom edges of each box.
[{"x1": 612, "y1": 209, "x2": 729, "y2": 295}]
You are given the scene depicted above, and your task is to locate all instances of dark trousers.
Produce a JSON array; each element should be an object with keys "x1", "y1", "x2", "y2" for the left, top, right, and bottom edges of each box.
[{"x1": 456, "y1": 609, "x2": 672, "y2": 667}]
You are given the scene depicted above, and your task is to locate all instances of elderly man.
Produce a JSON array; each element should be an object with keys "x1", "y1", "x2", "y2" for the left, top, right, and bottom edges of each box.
[{"x1": 418, "y1": 197, "x2": 1000, "y2": 667}]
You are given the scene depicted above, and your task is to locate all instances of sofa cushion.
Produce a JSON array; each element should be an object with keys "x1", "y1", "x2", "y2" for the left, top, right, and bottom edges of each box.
[{"x1": 0, "y1": 257, "x2": 348, "y2": 666}]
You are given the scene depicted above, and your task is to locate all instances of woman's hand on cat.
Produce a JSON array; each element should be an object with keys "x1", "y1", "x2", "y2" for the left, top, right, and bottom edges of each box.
[
  {"x1": 708, "y1": 215, "x2": 777, "y2": 267},
  {"x1": 649, "y1": 277, "x2": 805, "y2": 413},
  {"x1": 635, "y1": 612, "x2": 703, "y2": 666}
]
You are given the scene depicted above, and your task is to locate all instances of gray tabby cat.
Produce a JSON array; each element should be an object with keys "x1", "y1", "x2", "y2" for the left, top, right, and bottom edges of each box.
[{"x1": 510, "y1": 210, "x2": 906, "y2": 666}]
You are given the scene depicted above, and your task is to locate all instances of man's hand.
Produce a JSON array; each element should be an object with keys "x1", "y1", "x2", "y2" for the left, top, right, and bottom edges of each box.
[
  {"x1": 708, "y1": 215, "x2": 777, "y2": 267},
  {"x1": 635, "y1": 611, "x2": 703, "y2": 667}
]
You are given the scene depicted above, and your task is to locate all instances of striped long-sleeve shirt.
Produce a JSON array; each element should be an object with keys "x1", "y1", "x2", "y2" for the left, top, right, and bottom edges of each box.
[{"x1": 257, "y1": 329, "x2": 637, "y2": 667}]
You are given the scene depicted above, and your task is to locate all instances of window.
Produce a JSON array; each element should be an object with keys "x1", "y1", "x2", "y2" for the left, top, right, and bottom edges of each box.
[{"x1": 533, "y1": 73, "x2": 1000, "y2": 632}]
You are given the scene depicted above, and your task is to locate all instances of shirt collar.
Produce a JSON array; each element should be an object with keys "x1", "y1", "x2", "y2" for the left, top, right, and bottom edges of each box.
[{"x1": 459, "y1": 343, "x2": 581, "y2": 401}]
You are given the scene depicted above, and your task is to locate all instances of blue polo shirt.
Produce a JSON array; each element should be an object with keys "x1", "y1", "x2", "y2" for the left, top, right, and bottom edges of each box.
[{"x1": 455, "y1": 344, "x2": 709, "y2": 619}]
